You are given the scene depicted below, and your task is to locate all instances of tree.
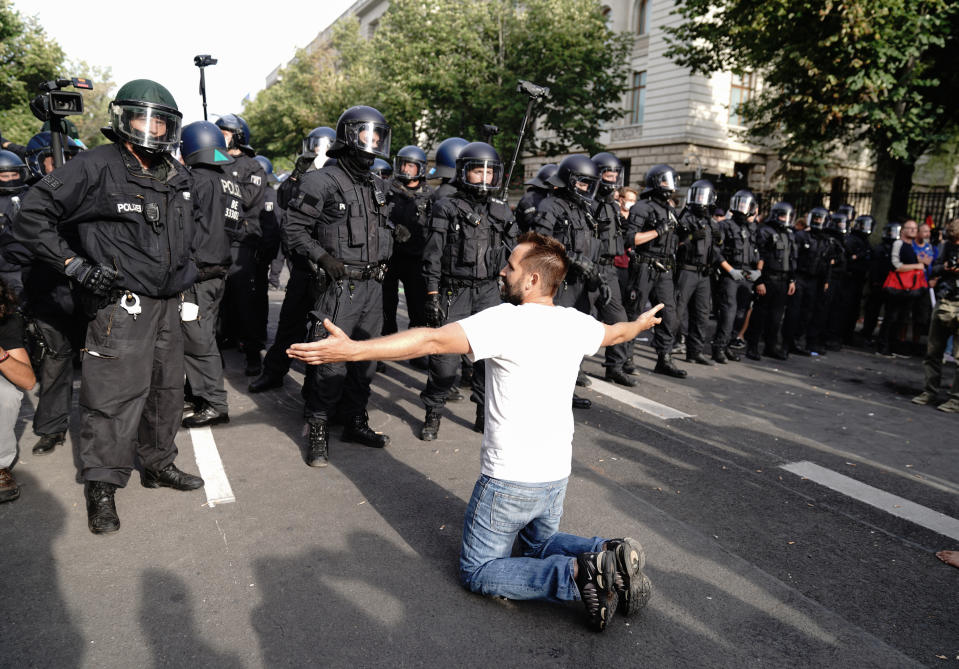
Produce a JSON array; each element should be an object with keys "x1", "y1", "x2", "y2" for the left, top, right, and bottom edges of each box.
[
  {"x1": 0, "y1": 0, "x2": 65, "y2": 143},
  {"x1": 67, "y1": 61, "x2": 116, "y2": 149},
  {"x1": 664, "y1": 0, "x2": 959, "y2": 224}
]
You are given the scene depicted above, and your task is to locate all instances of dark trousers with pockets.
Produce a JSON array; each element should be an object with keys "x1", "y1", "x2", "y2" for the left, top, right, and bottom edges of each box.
[
  {"x1": 382, "y1": 253, "x2": 427, "y2": 335},
  {"x1": 262, "y1": 266, "x2": 315, "y2": 379},
  {"x1": 675, "y1": 269, "x2": 711, "y2": 356},
  {"x1": 182, "y1": 277, "x2": 228, "y2": 413},
  {"x1": 33, "y1": 317, "x2": 80, "y2": 437}
]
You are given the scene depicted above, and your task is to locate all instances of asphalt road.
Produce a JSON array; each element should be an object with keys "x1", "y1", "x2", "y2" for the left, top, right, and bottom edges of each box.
[{"x1": 2, "y1": 289, "x2": 957, "y2": 668}]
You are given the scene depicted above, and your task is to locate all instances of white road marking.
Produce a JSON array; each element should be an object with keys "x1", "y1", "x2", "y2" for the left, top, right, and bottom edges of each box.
[
  {"x1": 189, "y1": 426, "x2": 235, "y2": 507},
  {"x1": 587, "y1": 377, "x2": 694, "y2": 420},
  {"x1": 781, "y1": 461, "x2": 959, "y2": 541}
]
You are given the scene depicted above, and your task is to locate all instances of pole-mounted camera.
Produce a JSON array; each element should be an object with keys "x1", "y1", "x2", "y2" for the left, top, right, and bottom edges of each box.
[
  {"x1": 499, "y1": 80, "x2": 550, "y2": 201},
  {"x1": 29, "y1": 77, "x2": 93, "y2": 170},
  {"x1": 194, "y1": 55, "x2": 218, "y2": 121}
]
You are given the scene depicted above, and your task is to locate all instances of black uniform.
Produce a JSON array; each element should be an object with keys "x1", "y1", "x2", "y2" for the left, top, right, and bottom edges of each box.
[
  {"x1": 593, "y1": 195, "x2": 630, "y2": 371},
  {"x1": 284, "y1": 162, "x2": 394, "y2": 423},
  {"x1": 13, "y1": 143, "x2": 198, "y2": 487},
  {"x1": 745, "y1": 221, "x2": 796, "y2": 355},
  {"x1": 805, "y1": 231, "x2": 841, "y2": 353},
  {"x1": 713, "y1": 213, "x2": 758, "y2": 353},
  {"x1": 382, "y1": 178, "x2": 432, "y2": 335},
  {"x1": 675, "y1": 207, "x2": 721, "y2": 359},
  {"x1": 783, "y1": 228, "x2": 827, "y2": 352},
  {"x1": 421, "y1": 189, "x2": 514, "y2": 411},
  {"x1": 254, "y1": 186, "x2": 282, "y2": 345},
  {"x1": 823, "y1": 234, "x2": 848, "y2": 349},
  {"x1": 533, "y1": 191, "x2": 599, "y2": 314},
  {"x1": 183, "y1": 163, "x2": 241, "y2": 414},
  {"x1": 839, "y1": 230, "x2": 872, "y2": 343},
  {"x1": 515, "y1": 187, "x2": 548, "y2": 234},
  {"x1": 861, "y1": 239, "x2": 894, "y2": 342},
  {"x1": 0, "y1": 193, "x2": 25, "y2": 294}
]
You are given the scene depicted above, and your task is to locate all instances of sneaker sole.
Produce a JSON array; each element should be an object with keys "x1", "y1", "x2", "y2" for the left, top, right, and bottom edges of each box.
[
  {"x1": 594, "y1": 551, "x2": 619, "y2": 632},
  {"x1": 613, "y1": 538, "x2": 650, "y2": 616}
]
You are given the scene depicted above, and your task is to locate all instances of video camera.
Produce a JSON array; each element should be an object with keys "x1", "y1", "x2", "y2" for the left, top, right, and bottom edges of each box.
[
  {"x1": 29, "y1": 78, "x2": 93, "y2": 124},
  {"x1": 517, "y1": 80, "x2": 550, "y2": 100},
  {"x1": 194, "y1": 55, "x2": 218, "y2": 68}
]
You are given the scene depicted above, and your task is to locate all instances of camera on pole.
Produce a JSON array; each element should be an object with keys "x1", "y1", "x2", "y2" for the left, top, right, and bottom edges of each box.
[
  {"x1": 194, "y1": 54, "x2": 218, "y2": 121},
  {"x1": 29, "y1": 77, "x2": 93, "y2": 170},
  {"x1": 500, "y1": 80, "x2": 550, "y2": 201}
]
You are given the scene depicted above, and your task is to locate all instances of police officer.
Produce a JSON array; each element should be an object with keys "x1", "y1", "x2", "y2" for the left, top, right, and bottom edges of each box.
[
  {"x1": 278, "y1": 126, "x2": 335, "y2": 210},
  {"x1": 822, "y1": 212, "x2": 849, "y2": 351},
  {"x1": 13, "y1": 79, "x2": 205, "y2": 533},
  {"x1": 624, "y1": 164, "x2": 686, "y2": 377},
  {"x1": 712, "y1": 190, "x2": 760, "y2": 363},
  {"x1": 179, "y1": 121, "x2": 240, "y2": 428},
  {"x1": 284, "y1": 105, "x2": 396, "y2": 466},
  {"x1": 371, "y1": 158, "x2": 393, "y2": 178},
  {"x1": 515, "y1": 164, "x2": 556, "y2": 233},
  {"x1": 215, "y1": 113, "x2": 268, "y2": 376},
  {"x1": 591, "y1": 152, "x2": 635, "y2": 384},
  {"x1": 675, "y1": 179, "x2": 721, "y2": 366},
  {"x1": 0, "y1": 150, "x2": 29, "y2": 294},
  {"x1": 252, "y1": 154, "x2": 282, "y2": 363},
  {"x1": 420, "y1": 142, "x2": 515, "y2": 439},
  {"x1": 383, "y1": 145, "x2": 431, "y2": 339},
  {"x1": 744, "y1": 202, "x2": 796, "y2": 360},
  {"x1": 861, "y1": 222, "x2": 900, "y2": 344},
  {"x1": 839, "y1": 214, "x2": 874, "y2": 344}
]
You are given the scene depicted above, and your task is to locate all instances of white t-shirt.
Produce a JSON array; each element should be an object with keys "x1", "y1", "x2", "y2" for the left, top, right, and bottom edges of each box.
[{"x1": 458, "y1": 302, "x2": 606, "y2": 483}]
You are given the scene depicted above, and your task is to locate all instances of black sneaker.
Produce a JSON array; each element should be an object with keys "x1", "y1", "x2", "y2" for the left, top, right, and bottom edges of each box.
[
  {"x1": 606, "y1": 537, "x2": 652, "y2": 616},
  {"x1": 575, "y1": 550, "x2": 619, "y2": 632}
]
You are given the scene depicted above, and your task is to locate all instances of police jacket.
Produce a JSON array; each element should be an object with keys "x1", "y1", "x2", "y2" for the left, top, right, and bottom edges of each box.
[
  {"x1": 227, "y1": 154, "x2": 267, "y2": 245},
  {"x1": 430, "y1": 181, "x2": 457, "y2": 203},
  {"x1": 593, "y1": 195, "x2": 626, "y2": 260},
  {"x1": 0, "y1": 193, "x2": 26, "y2": 275},
  {"x1": 676, "y1": 207, "x2": 720, "y2": 269},
  {"x1": 423, "y1": 188, "x2": 515, "y2": 292},
  {"x1": 754, "y1": 221, "x2": 797, "y2": 281},
  {"x1": 718, "y1": 213, "x2": 757, "y2": 269},
  {"x1": 388, "y1": 180, "x2": 433, "y2": 259},
  {"x1": 532, "y1": 191, "x2": 599, "y2": 261},
  {"x1": 843, "y1": 231, "x2": 873, "y2": 277},
  {"x1": 515, "y1": 188, "x2": 548, "y2": 234},
  {"x1": 189, "y1": 164, "x2": 240, "y2": 275},
  {"x1": 258, "y1": 187, "x2": 282, "y2": 262},
  {"x1": 869, "y1": 240, "x2": 894, "y2": 284},
  {"x1": 823, "y1": 234, "x2": 847, "y2": 279},
  {"x1": 284, "y1": 163, "x2": 393, "y2": 267},
  {"x1": 13, "y1": 142, "x2": 198, "y2": 299},
  {"x1": 626, "y1": 195, "x2": 679, "y2": 258},
  {"x1": 794, "y1": 229, "x2": 827, "y2": 277},
  {"x1": 930, "y1": 242, "x2": 959, "y2": 301}
]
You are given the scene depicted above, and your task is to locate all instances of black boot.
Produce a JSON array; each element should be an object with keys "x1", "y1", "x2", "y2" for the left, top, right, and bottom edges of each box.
[
  {"x1": 622, "y1": 360, "x2": 636, "y2": 375},
  {"x1": 32, "y1": 432, "x2": 65, "y2": 456},
  {"x1": 85, "y1": 481, "x2": 120, "y2": 534},
  {"x1": 605, "y1": 368, "x2": 637, "y2": 386},
  {"x1": 473, "y1": 405, "x2": 485, "y2": 433},
  {"x1": 745, "y1": 346, "x2": 761, "y2": 361},
  {"x1": 421, "y1": 408, "x2": 442, "y2": 441},
  {"x1": 244, "y1": 350, "x2": 263, "y2": 376},
  {"x1": 307, "y1": 421, "x2": 329, "y2": 467},
  {"x1": 248, "y1": 372, "x2": 284, "y2": 393},
  {"x1": 343, "y1": 412, "x2": 390, "y2": 448},
  {"x1": 685, "y1": 351, "x2": 714, "y2": 366},
  {"x1": 764, "y1": 346, "x2": 788, "y2": 361},
  {"x1": 182, "y1": 403, "x2": 230, "y2": 428},
  {"x1": 654, "y1": 353, "x2": 687, "y2": 378},
  {"x1": 711, "y1": 346, "x2": 727, "y2": 364},
  {"x1": 724, "y1": 346, "x2": 742, "y2": 362},
  {"x1": 141, "y1": 463, "x2": 204, "y2": 490},
  {"x1": 572, "y1": 395, "x2": 592, "y2": 409}
]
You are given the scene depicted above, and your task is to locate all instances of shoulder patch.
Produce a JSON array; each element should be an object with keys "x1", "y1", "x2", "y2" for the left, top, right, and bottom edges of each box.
[
  {"x1": 42, "y1": 174, "x2": 63, "y2": 190},
  {"x1": 182, "y1": 191, "x2": 191, "y2": 200},
  {"x1": 265, "y1": 201, "x2": 274, "y2": 212}
]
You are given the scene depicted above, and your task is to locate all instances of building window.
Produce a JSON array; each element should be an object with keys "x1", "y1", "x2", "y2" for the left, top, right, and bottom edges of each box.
[
  {"x1": 630, "y1": 71, "x2": 647, "y2": 124},
  {"x1": 636, "y1": 0, "x2": 649, "y2": 35},
  {"x1": 729, "y1": 73, "x2": 755, "y2": 127}
]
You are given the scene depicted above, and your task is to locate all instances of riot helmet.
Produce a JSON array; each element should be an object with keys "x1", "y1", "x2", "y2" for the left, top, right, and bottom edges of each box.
[
  {"x1": 371, "y1": 158, "x2": 393, "y2": 178},
  {"x1": 455, "y1": 142, "x2": 503, "y2": 196},
  {"x1": 729, "y1": 190, "x2": 756, "y2": 217},
  {"x1": 0, "y1": 150, "x2": 30, "y2": 194},
  {"x1": 882, "y1": 222, "x2": 902, "y2": 241},
  {"x1": 591, "y1": 152, "x2": 624, "y2": 196},
  {"x1": 180, "y1": 121, "x2": 233, "y2": 167},
  {"x1": 302, "y1": 126, "x2": 335, "y2": 158},
  {"x1": 254, "y1": 155, "x2": 277, "y2": 183},
  {"x1": 24, "y1": 132, "x2": 83, "y2": 178},
  {"x1": 525, "y1": 164, "x2": 557, "y2": 189},
  {"x1": 836, "y1": 203, "x2": 856, "y2": 222},
  {"x1": 768, "y1": 202, "x2": 794, "y2": 228},
  {"x1": 686, "y1": 179, "x2": 716, "y2": 213},
  {"x1": 109, "y1": 79, "x2": 182, "y2": 154},
  {"x1": 429, "y1": 137, "x2": 468, "y2": 179},
  {"x1": 825, "y1": 213, "x2": 848, "y2": 237},
  {"x1": 330, "y1": 106, "x2": 390, "y2": 159},
  {"x1": 642, "y1": 164, "x2": 679, "y2": 198},
  {"x1": 549, "y1": 154, "x2": 599, "y2": 204},
  {"x1": 807, "y1": 206, "x2": 829, "y2": 231},
  {"x1": 215, "y1": 113, "x2": 254, "y2": 155},
  {"x1": 852, "y1": 214, "x2": 875, "y2": 236},
  {"x1": 393, "y1": 145, "x2": 427, "y2": 183}
]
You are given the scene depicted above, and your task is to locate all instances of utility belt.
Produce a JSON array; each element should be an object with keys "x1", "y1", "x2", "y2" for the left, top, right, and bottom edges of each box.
[
  {"x1": 342, "y1": 262, "x2": 388, "y2": 282},
  {"x1": 633, "y1": 254, "x2": 675, "y2": 272},
  {"x1": 763, "y1": 269, "x2": 791, "y2": 281},
  {"x1": 680, "y1": 262, "x2": 711, "y2": 276},
  {"x1": 440, "y1": 275, "x2": 495, "y2": 292},
  {"x1": 598, "y1": 256, "x2": 617, "y2": 266}
]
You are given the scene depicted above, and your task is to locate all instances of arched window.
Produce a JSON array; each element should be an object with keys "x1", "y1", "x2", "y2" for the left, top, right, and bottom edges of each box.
[{"x1": 636, "y1": 0, "x2": 649, "y2": 35}]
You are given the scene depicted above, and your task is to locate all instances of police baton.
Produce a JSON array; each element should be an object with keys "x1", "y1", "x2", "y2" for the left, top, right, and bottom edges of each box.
[
  {"x1": 194, "y1": 55, "x2": 217, "y2": 121},
  {"x1": 499, "y1": 80, "x2": 549, "y2": 201}
]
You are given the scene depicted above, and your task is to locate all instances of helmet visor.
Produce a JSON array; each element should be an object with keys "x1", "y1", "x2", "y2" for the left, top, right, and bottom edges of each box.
[
  {"x1": 394, "y1": 157, "x2": 426, "y2": 181},
  {"x1": 571, "y1": 173, "x2": 600, "y2": 201},
  {"x1": 659, "y1": 171, "x2": 678, "y2": 192},
  {"x1": 598, "y1": 166, "x2": 623, "y2": 189},
  {"x1": 688, "y1": 185, "x2": 715, "y2": 206},
  {"x1": 459, "y1": 159, "x2": 503, "y2": 191},
  {"x1": 345, "y1": 121, "x2": 391, "y2": 159},
  {"x1": 304, "y1": 135, "x2": 333, "y2": 158},
  {"x1": 773, "y1": 209, "x2": 794, "y2": 227},
  {"x1": 730, "y1": 193, "x2": 754, "y2": 215},
  {"x1": 112, "y1": 102, "x2": 182, "y2": 151}
]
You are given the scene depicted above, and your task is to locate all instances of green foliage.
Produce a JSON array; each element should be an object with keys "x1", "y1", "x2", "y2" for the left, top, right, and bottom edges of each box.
[
  {"x1": 0, "y1": 0, "x2": 65, "y2": 143},
  {"x1": 67, "y1": 60, "x2": 115, "y2": 149}
]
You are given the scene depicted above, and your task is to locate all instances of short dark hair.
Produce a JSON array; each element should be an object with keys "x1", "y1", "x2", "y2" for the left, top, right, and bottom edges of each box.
[{"x1": 515, "y1": 231, "x2": 569, "y2": 296}]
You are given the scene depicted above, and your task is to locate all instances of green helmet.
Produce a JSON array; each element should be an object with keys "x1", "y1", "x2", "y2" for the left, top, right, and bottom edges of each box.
[{"x1": 109, "y1": 79, "x2": 183, "y2": 152}]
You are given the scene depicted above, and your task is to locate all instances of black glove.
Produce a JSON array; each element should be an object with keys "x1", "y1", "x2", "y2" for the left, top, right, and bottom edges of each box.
[
  {"x1": 316, "y1": 253, "x2": 345, "y2": 281},
  {"x1": 598, "y1": 277, "x2": 612, "y2": 306},
  {"x1": 425, "y1": 293, "x2": 444, "y2": 328},
  {"x1": 393, "y1": 224, "x2": 412, "y2": 244},
  {"x1": 64, "y1": 258, "x2": 122, "y2": 295},
  {"x1": 571, "y1": 254, "x2": 601, "y2": 290}
]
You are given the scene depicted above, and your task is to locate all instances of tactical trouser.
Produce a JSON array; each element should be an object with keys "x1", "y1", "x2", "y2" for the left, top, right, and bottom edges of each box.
[
  {"x1": 254, "y1": 249, "x2": 273, "y2": 345},
  {"x1": 922, "y1": 298, "x2": 959, "y2": 400},
  {"x1": 712, "y1": 275, "x2": 752, "y2": 350},
  {"x1": 221, "y1": 244, "x2": 262, "y2": 353},
  {"x1": 745, "y1": 276, "x2": 789, "y2": 352},
  {"x1": 624, "y1": 261, "x2": 678, "y2": 357},
  {"x1": 79, "y1": 295, "x2": 183, "y2": 487},
  {"x1": 32, "y1": 316, "x2": 79, "y2": 437},
  {"x1": 878, "y1": 291, "x2": 915, "y2": 354},
  {"x1": 421, "y1": 279, "x2": 500, "y2": 410},
  {"x1": 597, "y1": 262, "x2": 628, "y2": 370},
  {"x1": 303, "y1": 278, "x2": 383, "y2": 423},
  {"x1": 783, "y1": 275, "x2": 818, "y2": 350},
  {"x1": 182, "y1": 277, "x2": 228, "y2": 414},
  {"x1": 839, "y1": 274, "x2": 866, "y2": 343},
  {"x1": 825, "y1": 275, "x2": 845, "y2": 347},
  {"x1": 262, "y1": 265, "x2": 315, "y2": 380},
  {"x1": 675, "y1": 268, "x2": 712, "y2": 356},
  {"x1": 861, "y1": 282, "x2": 884, "y2": 340},
  {"x1": 807, "y1": 276, "x2": 834, "y2": 351},
  {"x1": 382, "y1": 253, "x2": 428, "y2": 335}
]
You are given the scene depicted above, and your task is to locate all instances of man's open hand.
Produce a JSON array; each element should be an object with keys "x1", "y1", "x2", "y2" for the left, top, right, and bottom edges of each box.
[{"x1": 287, "y1": 319, "x2": 354, "y2": 365}]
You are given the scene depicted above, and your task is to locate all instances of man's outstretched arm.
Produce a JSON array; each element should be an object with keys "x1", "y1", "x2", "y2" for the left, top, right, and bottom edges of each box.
[
  {"x1": 601, "y1": 303, "x2": 664, "y2": 347},
  {"x1": 287, "y1": 320, "x2": 471, "y2": 365}
]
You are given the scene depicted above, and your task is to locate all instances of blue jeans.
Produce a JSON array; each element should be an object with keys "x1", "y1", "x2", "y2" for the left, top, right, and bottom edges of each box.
[{"x1": 459, "y1": 475, "x2": 605, "y2": 602}]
